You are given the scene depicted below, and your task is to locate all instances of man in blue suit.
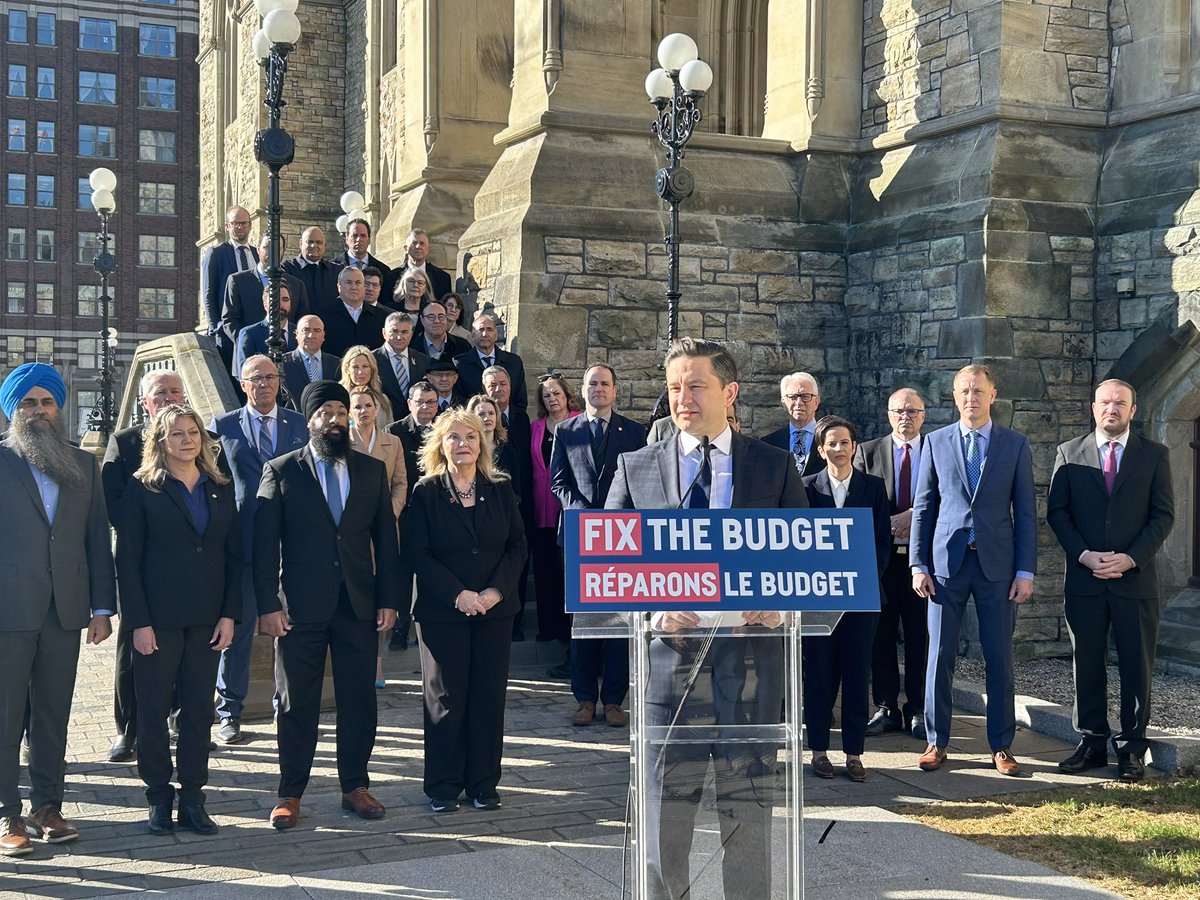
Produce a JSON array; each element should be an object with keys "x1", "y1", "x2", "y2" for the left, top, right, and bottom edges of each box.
[
  {"x1": 233, "y1": 284, "x2": 299, "y2": 376},
  {"x1": 761, "y1": 372, "x2": 827, "y2": 478},
  {"x1": 550, "y1": 364, "x2": 646, "y2": 728},
  {"x1": 208, "y1": 355, "x2": 309, "y2": 744},
  {"x1": 201, "y1": 206, "x2": 258, "y2": 376},
  {"x1": 911, "y1": 364, "x2": 1036, "y2": 776}
]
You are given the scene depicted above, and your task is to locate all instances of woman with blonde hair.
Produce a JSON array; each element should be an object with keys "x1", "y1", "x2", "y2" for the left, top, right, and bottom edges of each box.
[
  {"x1": 395, "y1": 269, "x2": 435, "y2": 317},
  {"x1": 115, "y1": 405, "x2": 240, "y2": 837},
  {"x1": 348, "y1": 384, "x2": 408, "y2": 689},
  {"x1": 402, "y1": 408, "x2": 527, "y2": 813},
  {"x1": 340, "y1": 345, "x2": 393, "y2": 423},
  {"x1": 465, "y1": 393, "x2": 517, "y2": 478}
]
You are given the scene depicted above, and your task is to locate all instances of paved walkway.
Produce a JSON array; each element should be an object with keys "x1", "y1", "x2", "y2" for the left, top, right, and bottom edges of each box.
[{"x1": 2, "y1": 637, "x2": 1127, "y2": 899}]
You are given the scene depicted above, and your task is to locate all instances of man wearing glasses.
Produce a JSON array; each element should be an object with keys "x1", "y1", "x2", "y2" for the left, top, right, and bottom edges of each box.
[
  {"x1": 416, "y1": 301, "x2": 470, "y2": 361},
  {"x1": 854, "y1": 389, "x2": 929, "y2": 741},
  {"x1": 762, "y1": 372, "x2": 826, "y2": 478},
  {"x1": 202, "y1": 206, "x2": 258, "y2": 377}
]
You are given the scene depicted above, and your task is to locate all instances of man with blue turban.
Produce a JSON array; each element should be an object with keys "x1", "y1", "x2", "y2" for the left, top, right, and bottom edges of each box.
[{"x1": 0, "y1": 363, "x2": 115, "y2": 857}]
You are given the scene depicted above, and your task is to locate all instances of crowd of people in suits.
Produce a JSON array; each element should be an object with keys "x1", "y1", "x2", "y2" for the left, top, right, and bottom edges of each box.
[{"x1": 0, "y1": 318, "x2": 1174, "y2": 865}]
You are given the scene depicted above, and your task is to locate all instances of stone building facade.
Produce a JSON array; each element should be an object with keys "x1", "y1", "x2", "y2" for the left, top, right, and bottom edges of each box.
[{"x1": 199, "y1": 0, "x2": 1200, "y2": 660}]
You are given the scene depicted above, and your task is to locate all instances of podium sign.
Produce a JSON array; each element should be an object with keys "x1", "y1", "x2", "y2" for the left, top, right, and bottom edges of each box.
[{"x1": 564, "y1": 508, "x2": 881, "y2": 613}]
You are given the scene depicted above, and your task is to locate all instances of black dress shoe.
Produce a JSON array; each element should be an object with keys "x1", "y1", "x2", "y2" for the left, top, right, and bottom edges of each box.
[
  {"x1": 910, "y1": 713, "x2": 927, "y2": 742},
  {"x1": 108, "y1": 734, "x2": 137, "y2": 763},
  {"x1": 1117, "y1": 754, "x2": 1145, "y2": 783},
  {"x1": 148, "y1": 804, "x2": 174, "y2": 835},
  {"x1": 177, "y1": 803, "x2": 219, "y2": 835},
  {"x1": 865, "y1": 708, "x2": 902, "y2": 736},
  {"x1": 1058, "y1": 744, "x2": 1109, "y2": 774}
]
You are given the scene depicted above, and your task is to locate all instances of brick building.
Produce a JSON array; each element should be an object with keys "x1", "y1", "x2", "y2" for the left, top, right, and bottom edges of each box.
[{"x1": 0, "y1": 0, "x2": 199, "y2": 436}]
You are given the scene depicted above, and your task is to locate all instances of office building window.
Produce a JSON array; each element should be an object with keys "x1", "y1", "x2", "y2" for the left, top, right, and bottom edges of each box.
[
  {"x1": 78, "y1": 285, "x2": 103, "y2": 317},
  {"x1": 8, "y1": 11, "x2": 27, "y2": 42},
  {"x1": 139, "y1": 235, "x2": 175, "y2": 267},
  {"x1": 8, "y1": 119, "x2": 26, "y2": 151},
  {"x1": 34, "y1": 283, "x2": 53, "y2": 314},
  {"x1": 138, "y1": 129, "x2": 176, "y2": 163},
  {"x1": 35, "y1": 229, "x2": 54, "y2": 262},
  {"x1": 36, "y1": 67, "x2": 54, "y2": 99},
  {"x1": 7, "y1": 337, "x2": 27, "y2": 368},
  {"x1": 139, "y1": 77, "x2": 175, "y2": 110},
  {"x1": 35, "y1": 175, "x2": 53, "y2": 207},
  {"x1": 79, "y1": 124, "x2": 117, "y2": 158},
  {"x1": 80, "y1": 71, "x2": 117, "y2": 104},
  {"x1": 138, "y1": 182, "x2": 175, "y2": 215},
  {"x1": 8, "y1": 64, "x2": 26, "y2": 97},
  {"x1": 77, "y1": 231, "x2": 115, "y2": 263},
  {"x1": 139, "y1": 24, "x2": 176, "y2": 57},
  {"x1": 35, "y1": 337, "x2": 52, "y2": 360},
  {"x1": 36, "y1": 13, "x2": 55, "y2": 46},
  {"x1": 7, "y1": 228, "x2": 27, "y2": 260},
  {"x1": 79, "y1": 17, "x2": 117, "y2": 52},
  {"x1": 7, "y1": 174, "x2": 27, "y2": 205},
  {"x1": 138, "y1": 287, "x2": 175, "y2": 319},
  {"x1": 6, "y1": 282, "x2": 26, "y2": 314},
  {"x1": 36, "y1": 121, "x2": 53, "y2": 153},
  {"x1": 76, "y1": 389, "x2": 98, "y2": 434},
  {"x1": 78, "y1": 177, "x2": 92, "y2": 209},
  {"x1": 77, "y1": 341, "x2": 101, "y2": 369}
]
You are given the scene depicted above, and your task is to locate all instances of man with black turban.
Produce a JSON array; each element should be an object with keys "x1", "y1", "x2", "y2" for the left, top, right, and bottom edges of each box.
[
  {"x1": 0, "y1": 363, "x2": 115, "y2": 856},
  {"x1": 252, "y1": 380, "x2": 402, "y2": 829}
]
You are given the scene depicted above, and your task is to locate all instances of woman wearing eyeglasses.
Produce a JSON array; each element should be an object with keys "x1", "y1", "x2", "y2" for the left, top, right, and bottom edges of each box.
[{"x1": 531, "y1": 373, "x2": 580, "y2": 674}]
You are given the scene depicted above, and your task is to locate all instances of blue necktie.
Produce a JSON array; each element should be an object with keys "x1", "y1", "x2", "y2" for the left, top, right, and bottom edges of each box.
[
  {"x1": 257, "y1": 415, "x2": 273, "y2": 459},
  {"x1": 304, "y1": 353, "x2": 319, "y2": 382},
  {"x1": 590, "y1": 417, "x2": 605, "y2": 462},
  {"x1": 323, "y1": 460, "x2": 343, "y2": 526},
  {"x1": 791, "y1": 430, "x2": 808, "y2": 474},
  {"x1": 965, "y1": 430, "x2": 981, "y2": 543},
  {"x1": 687, "y1": 446, "x2": 711, "y2": 509}
]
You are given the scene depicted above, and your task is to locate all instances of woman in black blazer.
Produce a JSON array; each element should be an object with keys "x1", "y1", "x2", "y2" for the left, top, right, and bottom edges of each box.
[
  {"x1": 403, "y1": 408, "x2": 528, "y2": 813},
  {"x1": 802, "y1": 416, "x2": 891, "y2": 784},
  {"x1": 115, "y1": 406, "x2": 241, "y2": 836}
]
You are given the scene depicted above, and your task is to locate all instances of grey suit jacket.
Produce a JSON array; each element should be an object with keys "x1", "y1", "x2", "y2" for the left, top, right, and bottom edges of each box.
[{"x1": 0, "y1": 443, "x2": 116, "y2": 631}]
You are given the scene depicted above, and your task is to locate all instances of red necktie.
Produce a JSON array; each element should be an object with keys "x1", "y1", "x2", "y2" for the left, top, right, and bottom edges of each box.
[
  {"x1": 1104, "y1": 441, "x2": 1118, "y2": 494},
  {"x1": 897, "y1": 442, "x2": 912, "y2": 512}
]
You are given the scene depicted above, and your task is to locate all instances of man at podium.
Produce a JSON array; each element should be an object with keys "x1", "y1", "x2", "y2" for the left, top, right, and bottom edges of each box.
[{"x1": 607, "y1": 338, "x2": 807, "y2": 900}]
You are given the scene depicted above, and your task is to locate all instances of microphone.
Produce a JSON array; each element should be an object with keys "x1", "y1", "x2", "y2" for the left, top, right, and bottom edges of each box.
[{"x1": 677, "y1": 435, "x2": 711, "y2": 508}]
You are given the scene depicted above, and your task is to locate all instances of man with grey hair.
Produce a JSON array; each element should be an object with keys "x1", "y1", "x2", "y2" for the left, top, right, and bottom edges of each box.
[
  {"x1": 0, "y1": 363, "x2": 115, "y2": 855},
  {"x1": 395, "y1": 228, "x2": 452, "y2": 300},
  {"x1": 319, "y1": 266, "x2": 387, "y2": 358},
  {"x1": 762, "y1": 371, "x2": 826, "y2": 477},
  {"x1": 101, "y1": 368, "x2": 187, "y2": 763},
  {"x1": 375, "y1": 312, "x2": 430, "y2": 420},
  {"x1": 453, "y1": 312, "x2": 527, "y2": 410}
]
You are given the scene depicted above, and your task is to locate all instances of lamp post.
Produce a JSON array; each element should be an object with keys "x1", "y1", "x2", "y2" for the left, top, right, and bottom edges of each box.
[
  {"x1": 645, "y1": 34, "x2": 713, "y2": 345},
  {"x1": 252, "y1": 0, "x2": 302, "y2": 395},
  {"x1": 86, "y1": 166, "x2": 118, "y2": 440}
]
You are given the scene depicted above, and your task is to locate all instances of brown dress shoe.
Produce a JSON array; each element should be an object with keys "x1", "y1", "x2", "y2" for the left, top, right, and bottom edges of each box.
[
  {"x1": 26, "y1": 804, "x2": 78, "y2": 843},
  {"x1": 811, "y1": 755, "x2": 836, "y2": 779},
  {"x1": 993, "y1": 748, "x2": 1022, "y2": 777},
  {"x1": 270, "y1": 797, "x2": 301, "y2": 830},
  {"x1": 918, "y1": 744, "x2": 948, "y2": 771},
  {"x1": 603, "y1": 704, "x2": 629, "y2": 728},
  {"x1": 0, "y1": 816, "x2": 33, "y2": 856},
  {"x1": 341, "y1": 787, "x2": 385, "y2": 820},
  {"x1": 571, "y1": 701, "x2": 596, "y2": 726},
  {"x1": 845, "y1": 758, "x2": 867, "y2": 783}
]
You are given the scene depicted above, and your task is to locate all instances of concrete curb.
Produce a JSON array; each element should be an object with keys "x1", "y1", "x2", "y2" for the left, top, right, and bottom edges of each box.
[{"x1": 950, "y1": 676, "x2": 1200, "y2": 772}]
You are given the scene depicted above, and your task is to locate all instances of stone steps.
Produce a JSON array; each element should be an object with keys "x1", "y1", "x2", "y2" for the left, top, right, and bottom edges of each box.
[{"x1": 1156, "y1": 588, "x2": 1200, "y2": 670}]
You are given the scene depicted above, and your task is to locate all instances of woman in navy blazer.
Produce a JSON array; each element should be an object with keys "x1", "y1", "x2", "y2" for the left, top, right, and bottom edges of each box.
[
  {"x1": 116, "y1": 406, "x2": 241, "y2": 837},
  {"x1": 802, "y1": 416, "x2": 891, "y2": 783},
  {"x1": 403, "y1": 408, "x2": 528, "y2": 813}
]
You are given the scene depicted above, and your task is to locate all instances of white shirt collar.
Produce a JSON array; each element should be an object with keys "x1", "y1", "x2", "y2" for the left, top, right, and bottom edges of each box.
[
  {"x1": 409, "y1": 260, "x2": 427, "y2": 273},
  {"x1": 248, "y1": 404, "x2": 278, "y2": 422},
  {"x1": 678, "y1": 425, "x2": 733, "y2": 457},
  {"x1": 1095, "y1": 429, "x2": 1130, "y2": 449},
  {"x1": 891, "y1": 432, "x2": 920, "y2": 449},
  {"x1": 828, "y1": 468, "x2": 853, "y2": 491}
]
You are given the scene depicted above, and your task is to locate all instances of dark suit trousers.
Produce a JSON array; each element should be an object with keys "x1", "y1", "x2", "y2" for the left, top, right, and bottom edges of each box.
[
  {"x1": 0, "y1": 600, "x2": 81, "y2": 816},
  {"x1": 416, "y1": 614, "x2": 513, "y2": 801},
  {"x1": 275, "y1": 588, "x2": 378, "y2": 798},
  {"x1": 925, "y1": 551, "x2": 1017, "y2": 751},
  {"x1": 113, "y1": 613, "x2": 137, "y2": 738},
  {"x1": 803, "y1": 612, "x2": 878, "y2": 755},
  {"x1": 871, "y1": 549, "x2": 927, "y2": 720},
  {"x1": 532, "y1": 528, "x2": 570, "y2": 642},
  {"x1": 570, "y1": 637, "x2": 629, "y2": 706},
  {"x1": 134, "y1": 625, "x2": 220, "y2": 806},
  {"x1": 644, "y1": 639, "x2": 776, "y2": 900},
  {"x1": 1065, "y1": 588, "x2": 1159, "y2": 757}
]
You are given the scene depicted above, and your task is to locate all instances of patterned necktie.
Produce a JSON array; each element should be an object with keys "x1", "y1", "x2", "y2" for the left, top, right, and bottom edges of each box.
[
  {"x1": 304, "y1": 353, "x2": 319, "y2": 382},
  {"x1": 323, "y1": 459, "x2": 343, "y2": 525},
  {"x1": 965, "y1": 430, "x2": 981, "y2": 543},
  {"x1": 590, "y1": 418, "x2": 605, "y2": 463},
  {"x1": 237, "y1": 245, "x2": 250, "y2": 271},
  {"x1": 257, "y1": 415, "x2": 273, "y2": 459},
  {"x1": 688, "y1": 445, "x2": 711, "y2": 509},
  {"x1": 1104, "y1": 441, "x2": 1119, "y2": 494},
  {"x1": 482, "y1": 355, "x2": 494, "y2": 370},
  {"x1": 897, "y1": 442, "x2": 912, "y2": 513},
  {"x1": 791, "y1": 430, "x2": 808, "y2": 474}
]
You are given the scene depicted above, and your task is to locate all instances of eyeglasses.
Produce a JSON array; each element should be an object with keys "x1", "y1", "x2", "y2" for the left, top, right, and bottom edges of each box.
[
  {"x1": 227, "y1": 220, "x2": 251, "y2": 227},
  {"x1": 538, "y1": 372, "x2": 563, "y2": 383},
  {"x1": 888, "y1": 408, "x2": 925, "y2": 418},
  {"x1": 784, "y1": 393, "x2": 817, "y2": 404},
  {"x1": 422, "y1": 313, "x2": 447, "y2": 322},
  {"x1": 412, "y1": 398, "x2": 438, "y2": 406},
  {"x1": 244, "y1": 374, "x2": 279, "y2": 385}
]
